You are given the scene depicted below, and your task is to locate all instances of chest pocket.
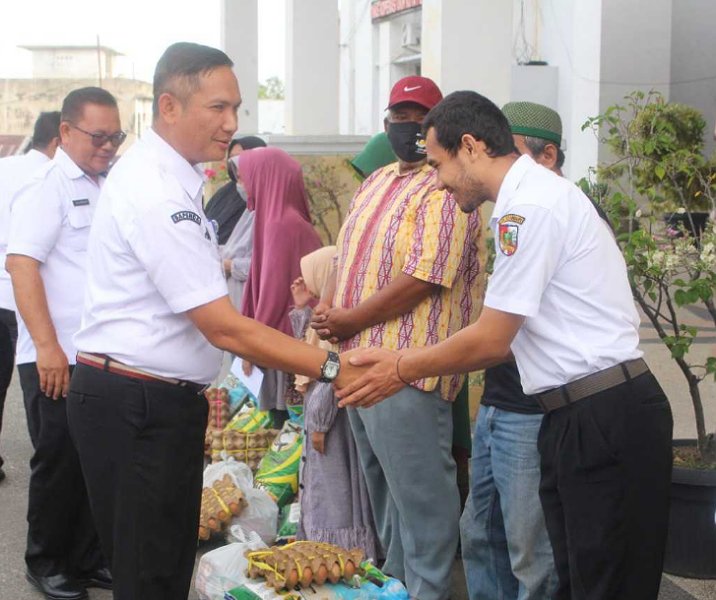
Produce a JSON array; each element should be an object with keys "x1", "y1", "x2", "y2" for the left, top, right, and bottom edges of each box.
[{"x1": 65, "y1": 205, "x2": 94, "y2": 251}]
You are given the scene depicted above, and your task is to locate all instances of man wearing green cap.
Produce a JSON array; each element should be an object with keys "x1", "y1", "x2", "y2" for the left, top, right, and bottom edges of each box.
[{"x1": 503, "y1": 100, "x2": 565, "y2": 174}]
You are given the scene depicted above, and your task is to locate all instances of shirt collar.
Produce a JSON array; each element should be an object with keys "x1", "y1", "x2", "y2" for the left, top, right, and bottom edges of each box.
[
  {"x1": 491, "y1": 154, "x2": 535, "y2": 224},
  {"x1": 25, "y1": 148, "x2": 50, "y2": 165},
  {"x1": 53, "y1": 147, "x2": 89, "y2": 181},
  {"x1": 142, "y1": 128, "x2": 205, "y2": 207}
]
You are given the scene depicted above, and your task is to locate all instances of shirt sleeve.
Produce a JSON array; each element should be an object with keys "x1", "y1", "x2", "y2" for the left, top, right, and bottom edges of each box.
[
  {"x1": 402, "y1": 189, "x2": 467, "y2": 289},
  {"x1": 230, "y1": 255, "x2": 251, "y2": 281},
  {"x1": 7, "y1": 178, "x2": 63, "y2": 263},
  {"x1": 126, "y1": 198, "x2": 228, "y2": 314},
  {"x1": 484, "y1": 203, "x2": 563, "y2": 318},
  {"x1": 304, "y1": 382, "x2": 339, "y2": 433}
]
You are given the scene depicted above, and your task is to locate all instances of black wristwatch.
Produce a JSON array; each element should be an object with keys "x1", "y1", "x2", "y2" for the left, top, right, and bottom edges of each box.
[{"x1": 318, "y1": 351, "x2": 341, "y2": 383}]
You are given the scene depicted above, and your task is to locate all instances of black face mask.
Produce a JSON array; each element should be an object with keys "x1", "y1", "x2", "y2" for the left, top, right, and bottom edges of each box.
[{"x1": 387, "y1": 121, "x2": 427, "y2": 164}]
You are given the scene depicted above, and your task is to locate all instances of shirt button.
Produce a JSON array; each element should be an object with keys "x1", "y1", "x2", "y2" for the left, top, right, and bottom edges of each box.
[
  {"x1": 299, "y1": 483, "x2": 304, "y2": 490},
  {"x1": 301, "y1": 456, "x2": 306, "y2": 462}
]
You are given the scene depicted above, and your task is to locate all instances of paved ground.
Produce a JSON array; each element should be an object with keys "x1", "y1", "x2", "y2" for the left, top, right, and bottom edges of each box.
[{"x1": 0, "y1": 307, "x2": 714, "y2": 599}]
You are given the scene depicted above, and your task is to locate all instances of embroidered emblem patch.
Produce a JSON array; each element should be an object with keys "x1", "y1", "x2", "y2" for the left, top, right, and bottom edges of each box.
[
  {"x1": 498, "y1": 214, "x2": 525, "y2": 256},
  {"x1": 171, "y1": 211, "x2": 201, "y2": 226},
  {"x1": 72, "y1": 198, "x2": 90, "y2": 207}
]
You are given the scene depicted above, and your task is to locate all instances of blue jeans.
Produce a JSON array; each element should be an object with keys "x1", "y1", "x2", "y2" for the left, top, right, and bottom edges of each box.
[{"x1": 460, "y1": 406, "x2": 557, "y2": 600}]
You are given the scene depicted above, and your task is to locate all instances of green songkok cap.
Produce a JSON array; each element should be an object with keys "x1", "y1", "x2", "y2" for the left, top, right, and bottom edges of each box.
[
  {"x1": 502, "y1": 101, "x2": 562, "y2": 146},
  {"x1": 350, "y1": 132, "x2": 397, "y2": 179}
]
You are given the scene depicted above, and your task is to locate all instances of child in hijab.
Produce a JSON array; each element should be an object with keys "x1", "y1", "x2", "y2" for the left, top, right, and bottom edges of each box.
[{"x1": 289, "y1": 246, "x2": 380, "y2": 560}]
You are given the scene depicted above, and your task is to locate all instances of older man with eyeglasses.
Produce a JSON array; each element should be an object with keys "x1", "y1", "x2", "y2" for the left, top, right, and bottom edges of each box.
[{"x1": 6, "y1": 86, "x2": 124, "y2": 600}]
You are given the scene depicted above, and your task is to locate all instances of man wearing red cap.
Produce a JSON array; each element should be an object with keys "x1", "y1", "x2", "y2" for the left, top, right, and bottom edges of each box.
[{"x1": 311, "y1": 76, "x2": 481, "y2": 600}]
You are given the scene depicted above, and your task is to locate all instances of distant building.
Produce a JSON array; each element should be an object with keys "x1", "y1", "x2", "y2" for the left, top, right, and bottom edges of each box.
[
  {"x1": 0, "y1": 45, "x2": 153, "y2": 154},
  {"x1": 19, "y1": 45, "x2": 124, "y2": 81}
]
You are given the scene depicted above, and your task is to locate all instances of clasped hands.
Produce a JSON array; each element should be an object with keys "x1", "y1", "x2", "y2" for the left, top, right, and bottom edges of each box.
[
  {"x1": 309, "y1": 303, "x2": 407, "y2": 407},
  {"x1": 332, "y1": 347, "x2": 413, "y2": 408}
]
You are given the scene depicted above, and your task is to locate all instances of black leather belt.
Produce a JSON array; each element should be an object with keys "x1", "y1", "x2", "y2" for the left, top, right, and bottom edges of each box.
[{"x1": 535, "y1": 358, "x2": 649, "y2": 413}]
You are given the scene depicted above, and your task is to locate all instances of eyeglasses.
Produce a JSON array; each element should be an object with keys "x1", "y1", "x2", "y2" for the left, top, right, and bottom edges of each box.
[{"x1": 69, "y1": 123, "x2": 127, "y2": 148}]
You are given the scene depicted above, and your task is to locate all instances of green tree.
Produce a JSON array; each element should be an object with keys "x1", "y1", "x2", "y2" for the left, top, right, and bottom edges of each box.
[{"x1": 258, "y1": 76, "x2": 285, "y2": 100}]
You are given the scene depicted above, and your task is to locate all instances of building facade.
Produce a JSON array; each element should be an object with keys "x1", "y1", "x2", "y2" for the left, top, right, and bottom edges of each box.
[{"x1": 222, "y1": 0, "x2": 716, "y2": 181}]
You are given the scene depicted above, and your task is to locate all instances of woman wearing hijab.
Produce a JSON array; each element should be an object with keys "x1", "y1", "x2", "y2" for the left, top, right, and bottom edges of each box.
[
  {"x1": 204, "y1": 135, "x2": 266, "y2": 244},
  {"x1": 289, "y1": 247, "x2": 379, "y2": 560},
  {"x1": 238, "y1": 147, "x2": 322, "y2": 423}
]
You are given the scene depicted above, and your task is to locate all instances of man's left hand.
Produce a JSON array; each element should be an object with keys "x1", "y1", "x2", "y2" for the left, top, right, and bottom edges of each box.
[
  {"x1": 335, "y1": 347, "x2": 405, "y2": 408},
  {"x1": 310, "y1": 307, "x2": 359, "y2": 342}
]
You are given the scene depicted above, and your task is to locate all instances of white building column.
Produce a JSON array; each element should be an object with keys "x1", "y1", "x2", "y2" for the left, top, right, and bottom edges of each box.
[
  {"x1": 421, "y1": 0, "x2": 512, "y2": 104},
  {"x1": 285, "y1": 0, "x2": 339, "y2": 135},
  {"x1": 221, "y1": 0, "x2": 259, "y2": 134}
]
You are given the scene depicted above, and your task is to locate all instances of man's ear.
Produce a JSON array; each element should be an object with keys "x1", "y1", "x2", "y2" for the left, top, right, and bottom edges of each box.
[
  {"x1": 538, "y1": 143, "x2": 559, "y2": 170},
  {"x1": 460, "y1": 134, "x2": 485, "y2": 159},
  {"x1": 58, "y1": 121, "x2": 72, "y2": 145},
  {"x1": 157, "y1": 92, "x2": 181, "y2": 125}
]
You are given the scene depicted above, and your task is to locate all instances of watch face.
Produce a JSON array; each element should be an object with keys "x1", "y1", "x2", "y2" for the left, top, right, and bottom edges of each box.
[{"x1": 323, "y1": 361, "x2": 340, "y2": 379}]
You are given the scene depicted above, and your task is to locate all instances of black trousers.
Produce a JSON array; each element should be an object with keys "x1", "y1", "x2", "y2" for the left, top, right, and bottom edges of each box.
[
  {"x1": 0, "y1": 307, "x2": 18, "y2": 469},
  {"x1": 538, "y1": 371, "x2": 673, "y2": 600},
  {"x1": 17, "y1": 363, "x2": 104, "y2": 576},
  {"x1": 67, "y1": 363, "x2": 208, "y2": 600}
]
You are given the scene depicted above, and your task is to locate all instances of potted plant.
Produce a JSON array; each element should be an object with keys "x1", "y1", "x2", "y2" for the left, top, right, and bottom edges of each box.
[{"x1": 584, "y1": 91, "x2": 716, "y2": 578}]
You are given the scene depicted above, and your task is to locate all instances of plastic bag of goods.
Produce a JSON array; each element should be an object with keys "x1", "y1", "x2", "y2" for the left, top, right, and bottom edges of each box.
[
  {"x1": 195, "y1": 529, "x2": 266, "y2": 600},
  {"x1": 203, "y1": 456, "x2": 254, "y2": 492},
  {"x1": 228, "y1": 487, "x2": 279, "y2": 546},
  {"x1": 254, "y1": 421, "x2": 303, "y2": 508},
  {"x1": 216, "y1": 372, "x2": 253, "y2": 416},
  {"x1": 226, "y1": 401, "x2": 272, "y2": 433},
  {"x1": 276, "y1": 502, "x2": 300, "y2": 543}
]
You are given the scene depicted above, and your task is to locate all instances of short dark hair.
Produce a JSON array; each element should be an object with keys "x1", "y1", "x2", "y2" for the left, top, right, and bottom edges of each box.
[
  {"x1": 31, "y1": 111, "x2": 61, "y2": 149},
  {"x1": 523, "y1": 135, "x2": 566, "y2": 169},
  {"x1": 152, "y1": 42, "x2": 234, "y2": 117},
  {"x1": 61, "y1": 87, "x2": 118, "y2": 124},
  {"x1": 423, "y1": 91, "x2": 516, "y2": 157}
]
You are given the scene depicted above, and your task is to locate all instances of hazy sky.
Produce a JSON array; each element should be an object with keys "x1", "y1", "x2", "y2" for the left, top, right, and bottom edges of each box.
[{"x1": 0, "y1": 0, "x2": 286, "y2": 83}]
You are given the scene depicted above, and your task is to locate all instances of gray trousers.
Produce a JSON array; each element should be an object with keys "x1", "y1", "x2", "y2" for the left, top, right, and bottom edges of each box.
[{"x1": 348, "y1": 386, "x2": 459, "y2": 600}]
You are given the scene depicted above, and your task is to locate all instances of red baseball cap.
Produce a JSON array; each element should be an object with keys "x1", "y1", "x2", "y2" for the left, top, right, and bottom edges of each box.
[{"x1": 386, "y1": 76, "x2": 443, "y2": 111}]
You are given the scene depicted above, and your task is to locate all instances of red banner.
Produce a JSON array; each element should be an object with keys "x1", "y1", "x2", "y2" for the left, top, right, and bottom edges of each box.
[{"x1": 371, "y1": 0, "x2": 422, "y2": 20}]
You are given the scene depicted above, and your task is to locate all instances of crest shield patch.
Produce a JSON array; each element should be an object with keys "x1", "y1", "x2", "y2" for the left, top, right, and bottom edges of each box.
[{"x1": 498, "y1": 214, "x2": 525, "y2": 256}]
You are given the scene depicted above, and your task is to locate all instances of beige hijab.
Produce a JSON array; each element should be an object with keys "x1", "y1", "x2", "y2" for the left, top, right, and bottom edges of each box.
[{"x1": 295, "y1": 246, "x2": 337, "y2": 391}]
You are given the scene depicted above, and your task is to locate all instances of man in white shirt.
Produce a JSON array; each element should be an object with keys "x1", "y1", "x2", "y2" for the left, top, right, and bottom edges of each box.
[
  {"x1": 6, "y1": 88, "x2": 124, "y2": 600},
  {"x1": 68, "y1": 42, "x2": 353, "y2": 600},
  {"x1": 0, "y1": 111, "x2": 61, "y2": 484},
  {"x1": 338, "y1": 91, "x2": 673, "y2": 600}
]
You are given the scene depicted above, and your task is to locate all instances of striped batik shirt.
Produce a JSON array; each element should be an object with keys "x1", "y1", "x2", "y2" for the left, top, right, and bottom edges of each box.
[{"x1": 335, "y1": 162, "x2": 482, "y2": 401}]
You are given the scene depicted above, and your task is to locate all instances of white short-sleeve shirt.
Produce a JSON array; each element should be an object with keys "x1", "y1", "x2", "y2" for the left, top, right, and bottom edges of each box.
[
  {"x1": 73, "y1": 128, "x2": 228, "y2": 384},
  {"x1": 484, "y1": 155, "x2": 642, "y2": 395},
  {"x1": 7, "y1": 148, "x2": 102, "y2": 365},
  {"x1": 0, "y1": 149, "x2": 51, "y2": 311}
]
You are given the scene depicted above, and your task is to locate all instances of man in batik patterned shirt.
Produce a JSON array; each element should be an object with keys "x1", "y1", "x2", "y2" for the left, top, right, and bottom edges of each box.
[{"x1": 311, "y1": 76, "x2": 481, "y2": 600}]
